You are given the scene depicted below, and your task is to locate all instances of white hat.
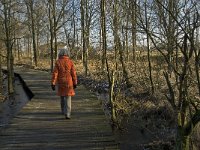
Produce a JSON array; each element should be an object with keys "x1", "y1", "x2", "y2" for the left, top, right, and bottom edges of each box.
[{"x1": 58, "y1": 48, "x2": 70, "y2": 57}]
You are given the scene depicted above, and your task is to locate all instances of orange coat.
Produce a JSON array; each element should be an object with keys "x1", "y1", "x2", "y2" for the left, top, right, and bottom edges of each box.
[{"x1": 51, "y1": 55, "x2": 77, "y2": 96}]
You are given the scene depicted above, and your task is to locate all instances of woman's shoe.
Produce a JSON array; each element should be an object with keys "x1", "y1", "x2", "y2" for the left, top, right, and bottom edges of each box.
[{"x1": 65, "y1": 114, "x2": 71, "y2": 119}]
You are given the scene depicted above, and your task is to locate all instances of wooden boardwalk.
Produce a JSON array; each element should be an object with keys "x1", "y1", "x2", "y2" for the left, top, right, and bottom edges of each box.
[{"x1": 0, "y1": 67, "x2": 119, "y2": 150}]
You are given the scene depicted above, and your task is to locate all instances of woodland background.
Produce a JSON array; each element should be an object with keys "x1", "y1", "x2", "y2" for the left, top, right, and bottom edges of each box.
[{"x1": 0, "y1": 0, "x2": 200, "y2": 149}]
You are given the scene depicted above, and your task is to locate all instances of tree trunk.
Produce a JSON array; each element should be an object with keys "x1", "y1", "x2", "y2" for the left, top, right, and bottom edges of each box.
[
  {"x1": 176, "y1": 126, "x2": 190, "y2": 150},
  {"x1": 166, "y1": 0, "x2": 176, "y2": 75},
  {"x1": 85, "y1": 0, "x2": 89, "y2": 75},
  {"x1": 3, "y1": 0, "x2": 14, "y2": 95},
  {"x1": 17, "y1": 39, "x2": 21, "y2": 61},
  {"x1": 48, "y1": 1, "x2": 54, "y2": 72},
  {"x1": 100, "y1": 0, "x2": 111, "y2": 86},
  {"x1": 36, "y1": 28, "x2": 40, "y2": 59},
  {"x1": 27, "y1": 36, "x2": 30, "y2": 57},
  {"x1": 110, "y1": 71, "x2": 116, "y2": 124},
  {"x1": 130, "y1": 0, "x2": 137, "y2": 63},
  {"x1": 194, "y1": 26, "x2": 200, "y2": 95},
  {"x1": 113, "y1": 0, "x2": 131, "y2": 87},
  {"x1": 52, "y1": 0, "x2": 57, "y2": 59},
  {"x1": 0, "y1": 45, "x2": 2, "y2": 94},
  {"x1": 7, "y1": 44, "x2": 14, "y2": 95},
  {"x1": 29, "y1": 0, "x2": 38, "y2": 67},
  {"x1": 100, "y1": 0, "x2": 116, "y2": 125},
  {"x1": 145, "y1": 0, "x2": 154, "y2": 94},
  {"x1": 101, "y1": 0, "x2": 106, "y2": 70},
  {"x1": 80, "y1": 0, "x2": 88, "y2": 76},
  {"x1": 72, "y1": 0, "x2": 76, "y2": 50},
  {"x1": 125, "y1": 14, "x2": 129, "y2": 61},
  {"x1": 113, "y1": 0, "x2": 118, "y2": 70}
]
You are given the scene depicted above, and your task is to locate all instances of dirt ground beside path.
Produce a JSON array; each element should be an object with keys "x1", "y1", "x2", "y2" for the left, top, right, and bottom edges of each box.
[{"x1": 0, "y1": 67, "x2": 119, "y2": 150}]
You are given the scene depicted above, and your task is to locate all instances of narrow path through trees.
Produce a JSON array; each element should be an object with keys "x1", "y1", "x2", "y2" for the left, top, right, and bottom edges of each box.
[{"x1": 0, "y1": 67, "x2": 118, "y2": 150}]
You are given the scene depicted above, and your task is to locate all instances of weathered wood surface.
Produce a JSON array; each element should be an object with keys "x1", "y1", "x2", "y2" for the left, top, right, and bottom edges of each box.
[{"x1": 0, "y1": 67, "x2": 119, "y2": 150}]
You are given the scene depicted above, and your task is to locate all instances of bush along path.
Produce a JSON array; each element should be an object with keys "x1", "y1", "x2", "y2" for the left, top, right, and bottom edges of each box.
[{"x1": 0, "y1": 66, "x2": 119, "y2": 150}]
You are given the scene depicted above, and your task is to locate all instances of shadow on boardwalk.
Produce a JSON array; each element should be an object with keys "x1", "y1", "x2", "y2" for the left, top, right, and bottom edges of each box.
[{"x1": 0, "y1": 67, "x2": 119, "y2": 150}]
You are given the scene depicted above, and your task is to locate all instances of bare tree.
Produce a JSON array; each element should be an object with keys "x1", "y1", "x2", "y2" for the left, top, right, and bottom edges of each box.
[
  {"x1": 100, "y1": 0, "x2": 117, "y2": 124},
  {"x1": 130, "y1": 0, "x2": 137, "y2": 63},
  {"x1": 71, "y1": 0, "x2": 77, "y2": 50},
  {"x1": 0, "y1": 18, "x2": 3, "y2": 94},
  {"x1": 100, "y1": 0, "x2": 106, "y2": 70},
  {"x1": 0, "y1": 43, "x2": 3, "y2": 94},
  {"x1": 155, "y1": 0, "x2": 177, "y2": 75},
  {"x1": 112, "y1": 0, "x2": 131, "y2": 87},
  {"x1": 47, "y1": 0, "x2": 68, "y2": 72},
  {"x1": 48, "y1": 0, "x2": 55, "y2": 72},
  {"x1": 0, "y1": 0, "x2": 15, "y2": 95},
  {"x1": 144, "y1": 0, "x2": 154, "y2": 94},
  {"x1": 25, "y1": 0, "x2": 38, "y2": 67},
  {"x1": 138, "y1": 0, "x2": 200, "y2": 149},
  {"x1": 80, "y1": 0, "x2": 88, "y2": 76}
]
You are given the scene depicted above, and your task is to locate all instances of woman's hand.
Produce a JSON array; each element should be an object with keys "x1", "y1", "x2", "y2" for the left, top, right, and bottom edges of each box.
[{"x1": 51, "y1": 84, "x2": 55, "y2": 91}]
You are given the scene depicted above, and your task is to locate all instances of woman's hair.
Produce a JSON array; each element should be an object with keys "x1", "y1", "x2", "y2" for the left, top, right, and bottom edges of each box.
[{"x1": 58, "y1": 48, "x2": 70, "y2": 57}]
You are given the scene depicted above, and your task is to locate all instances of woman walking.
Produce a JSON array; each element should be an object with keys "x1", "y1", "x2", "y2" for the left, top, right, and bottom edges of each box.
[{"x1": 51, "y1": 48, "x2": 77, "y2": 119}]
